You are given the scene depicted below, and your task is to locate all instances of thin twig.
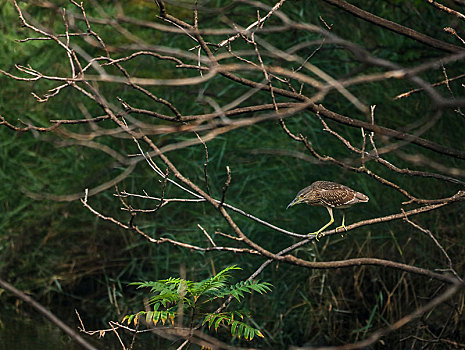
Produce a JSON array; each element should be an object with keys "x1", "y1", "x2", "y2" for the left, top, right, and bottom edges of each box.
[{"x1": 219, "y1": 166, "x2": 231, "y2": 208}]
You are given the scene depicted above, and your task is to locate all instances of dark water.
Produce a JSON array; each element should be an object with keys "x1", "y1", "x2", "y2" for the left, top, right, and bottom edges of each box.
[
  {"x1": 0, "y1": 310, "x2": 182, "y2": 349},
  {"x1": 0, "y1": 313, "x2": 87, "y2": 350}
]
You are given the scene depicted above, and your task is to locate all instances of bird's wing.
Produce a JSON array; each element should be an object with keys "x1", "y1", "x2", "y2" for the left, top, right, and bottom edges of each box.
[{"x1": 320, "y1": 188, "x2": 355, "y2": 207}]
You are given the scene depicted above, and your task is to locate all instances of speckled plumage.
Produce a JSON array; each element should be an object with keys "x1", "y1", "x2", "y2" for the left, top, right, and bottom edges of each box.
[
  {"x1": 295, "y1": 181, "x2": 369, "y2": 208},
  {"x1": 287, "y1": 181, "x2": 369, "y2": 238}
]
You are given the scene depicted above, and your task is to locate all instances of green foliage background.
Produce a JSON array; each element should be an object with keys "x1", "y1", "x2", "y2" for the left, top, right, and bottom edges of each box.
[{"x1": 0, "y1": 0, "x2": 464, "y2": 348}]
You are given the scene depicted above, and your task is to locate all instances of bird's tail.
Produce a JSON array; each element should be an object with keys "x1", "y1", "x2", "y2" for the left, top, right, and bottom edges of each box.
[{"x1": 355, "y1": 192, "x2": 369, "y2": 202}]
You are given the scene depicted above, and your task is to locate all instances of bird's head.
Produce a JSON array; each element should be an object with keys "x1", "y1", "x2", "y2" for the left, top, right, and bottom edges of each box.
[{"x1": 286, "y1": 193, "x2": 305, "y2": 209}]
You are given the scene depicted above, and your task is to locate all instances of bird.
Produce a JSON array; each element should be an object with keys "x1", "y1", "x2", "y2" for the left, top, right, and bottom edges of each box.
[{"x1": 287, "y1": 181, "x2": 369, "y2": 238}]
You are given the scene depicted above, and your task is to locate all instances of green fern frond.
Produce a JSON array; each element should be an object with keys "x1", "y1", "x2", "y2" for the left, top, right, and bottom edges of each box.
[
  {"x1": 127, "y1": 265, "x2": 270, "y2": 343},
  {"x1": 191, "y1": 265, "x2": 242, "y2": 297},
  {"x1": 132, "y1": 280, "x2": 188, "y2": 306},
  {"x1": 124, "y1": 303, "x2": 177, "y2": 327},
  {"x1": 232, "y1": 280, "x2": 272, "y2": 294},
  {"x1": 204, "y1": 279, "x2": 272, "y2": 302},
  {"x1": 130, "y1": 280, "x2": 176, "y2": 293},
  {"x1": 160, "y1": 277, "x2": 194, "y2": 289},
  {"x1": 202, "y1": 312, "x2": 264, "y2": 341},
  {"x1": 148, "y1": 293, "x2": 180, "y2": 307}
]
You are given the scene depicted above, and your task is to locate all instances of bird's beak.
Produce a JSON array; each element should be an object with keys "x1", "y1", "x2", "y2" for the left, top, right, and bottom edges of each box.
[{"x1": 286, "y1": 197, "x2": 300, "y2": 209}]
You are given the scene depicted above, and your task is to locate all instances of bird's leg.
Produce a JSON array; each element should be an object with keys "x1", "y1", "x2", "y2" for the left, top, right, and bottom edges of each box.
[
  {"x1": 308, "y1": 207, "x2": 334, "y2": 240},
  {"x1": 335, "y1": 210, "x2": 347, "y2": 236}
]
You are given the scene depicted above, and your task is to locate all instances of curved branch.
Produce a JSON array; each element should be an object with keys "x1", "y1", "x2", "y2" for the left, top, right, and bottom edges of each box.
[
  {"x1": 323, "y1": 0, "x2": 465, "y2": 53},
  {"x1": 151, "y1": 1, "x2": 465, "y2": 160},
  {"x1": 0, "y1": 278, "x2": 98, "y2": 350}
]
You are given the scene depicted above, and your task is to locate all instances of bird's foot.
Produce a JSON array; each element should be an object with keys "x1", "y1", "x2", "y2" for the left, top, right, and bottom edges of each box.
[
  {"x1": 335, "y1": 224, "x2": 347, "y2": 237},
  {"x1": 307, "y1": 231, "x2": 322, "y2": 242},
  {"x1": 307, "y1": 219, "x2": 334, "y2": 242}
]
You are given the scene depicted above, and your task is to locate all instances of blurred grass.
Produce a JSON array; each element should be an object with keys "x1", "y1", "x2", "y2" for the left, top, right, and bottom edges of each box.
[{"x1": 1, "y1": 0, "x2": 465, "y2": 348}]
